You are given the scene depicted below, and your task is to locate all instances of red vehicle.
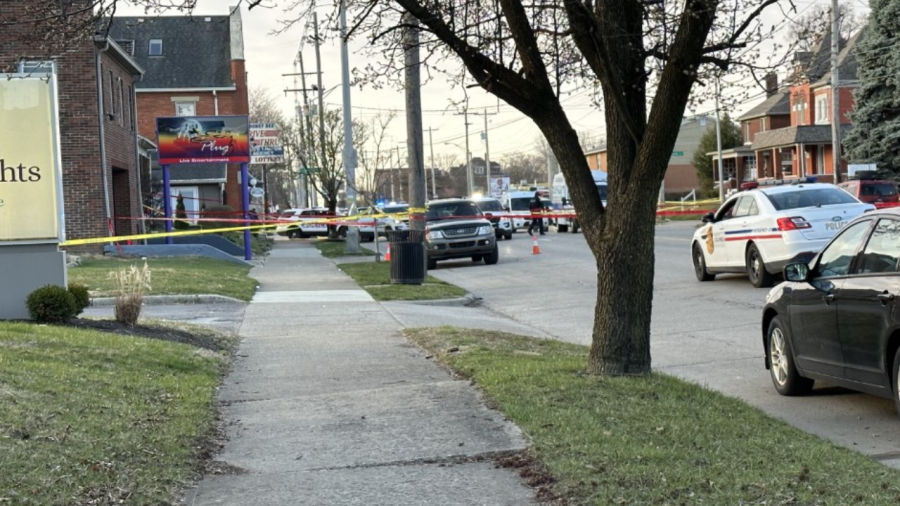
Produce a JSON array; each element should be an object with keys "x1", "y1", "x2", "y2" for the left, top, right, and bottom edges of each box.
[{"x1": 839, "y1": 174, "x2": 900, "y2": 209}]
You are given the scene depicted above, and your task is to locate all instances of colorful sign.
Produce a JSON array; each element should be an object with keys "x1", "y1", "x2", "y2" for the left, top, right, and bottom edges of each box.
[
  {"x1": 0, "y1": 75, "x2": 64, "y2": 243},
  {"x1": 156, "y1": 116, "x2": 250, "y2": 165},
  {"x1": 251, "y1": 146, "x2": 284, "y2": 165},
  {"x1": 490, "y1": 177, "x2": 510, "y2": 198}
]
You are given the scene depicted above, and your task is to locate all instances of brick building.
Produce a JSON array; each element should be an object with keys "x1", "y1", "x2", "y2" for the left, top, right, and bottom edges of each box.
[
  {"x1": 0, "y1": 3, "x2": 145, "y2": 251},
  {"x1": 712, "y1": 27, "x2": 865, "y2": 186},
  {"x1": 109, "y1": 7, "x2": 249, "y2": 216}
]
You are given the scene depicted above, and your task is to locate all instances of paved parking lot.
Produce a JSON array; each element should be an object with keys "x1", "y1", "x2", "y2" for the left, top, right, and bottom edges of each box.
[{"x1": 419, "y1": 222, "x2": 900, "y2": 467}]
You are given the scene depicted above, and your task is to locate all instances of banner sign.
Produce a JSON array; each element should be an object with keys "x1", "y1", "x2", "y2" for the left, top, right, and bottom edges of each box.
[
  {"x1": 251, "y1": 146, "x2": 285, "y2": 165},
  {"x1": 0, "y1": 75, "x2": 64, "y2": 243},
  {"x1": 490, "y1": 177, "x2": 510, "y2": 198},
  {"x1": 156, "y1": 115, "x2": 250, "y2": 164}
]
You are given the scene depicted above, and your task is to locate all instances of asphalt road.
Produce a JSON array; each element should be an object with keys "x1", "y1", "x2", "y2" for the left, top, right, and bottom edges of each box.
[{"x1": 419, "y1": 222, "x2": 900, "y2": 467}]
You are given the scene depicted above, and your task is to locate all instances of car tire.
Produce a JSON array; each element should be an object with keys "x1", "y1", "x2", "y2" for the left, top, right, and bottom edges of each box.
[
  {"x1": 558, "y1": 224, "x2": 568, "y2": 233},
  {"x1": 892, "y1": 347, "x2": 900, "y2": 418},
  {"x1": 484, "y1": 246, "x2": 499, "y2": 265},
  {"x1": 692, "y1": 243, "x2": 715, "y2": 282},
  {"x1": 767, "y1": 316, "x2": 813, "y2": 396},
  {"x1": 427, "y1": 257, "x2": 437, "y2": 270},
  {"x1": 747, "y1": 243, "x2": 774, "y2": 288},
  {"x1": 472, "y1": 255, "x2": 483, "y2": 262},
  {"x1": 571, "y1": 220, "x2": 579, "y2": 233},
  {"x1": 504, "y1": 231, "x2": 513, "y2": 240}
]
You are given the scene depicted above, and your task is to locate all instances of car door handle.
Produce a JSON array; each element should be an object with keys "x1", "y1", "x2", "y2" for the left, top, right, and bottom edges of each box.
[
  {"x1": 823, "y1": 293, "x2": 835, "y2": 305},
  {"x1": 878, "y1": 292, "x2": 895, "y2": 305}
]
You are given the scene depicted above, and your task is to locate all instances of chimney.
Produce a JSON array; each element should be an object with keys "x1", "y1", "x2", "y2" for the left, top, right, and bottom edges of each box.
[
  {"x1": 764, "y1": 72, "x2": 778, "y2": 97},
  {"x1": 229, "y1": 5, "x2": 244, "y2": 61}
]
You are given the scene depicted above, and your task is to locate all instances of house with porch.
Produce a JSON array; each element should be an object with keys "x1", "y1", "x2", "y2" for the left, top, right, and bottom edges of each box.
[{"x1": 711, "y1": 27, "x2": 865, "y2": 186}]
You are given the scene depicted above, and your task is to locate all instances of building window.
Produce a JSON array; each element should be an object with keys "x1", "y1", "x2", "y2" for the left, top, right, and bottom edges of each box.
[
  {"x1": 118, "y1": 78, "x2": 125, "y2": 125},
  {"x1": 745, "y1": 156, "x2": 757, "y2": 181},
  {"x1": 108, "y1": 70, "x2": 116, "y2": 120},
  {"x1": 744, "y1": 123, "x2": 751, "y2": 144},
  {"x1": 149, "y1": 39, "x2": 163, "y2": 56},
  {"x1": 128, "y1": 85, "x2": 135, "y2": 131},
  {"x1": 815, "y1": 94, "x2": 829, "y2": 124},
  {"x1": 175, "y1": 102, "x2": 196, "y2": 117}
]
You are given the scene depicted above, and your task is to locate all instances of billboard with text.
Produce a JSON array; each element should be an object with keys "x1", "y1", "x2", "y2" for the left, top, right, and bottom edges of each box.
[
  {"x1": 0, "y1": 75, "x2": 63, "y2": 243},
  {"x1": 156, "y1": 115, "x2": 250, "y2": 165}
]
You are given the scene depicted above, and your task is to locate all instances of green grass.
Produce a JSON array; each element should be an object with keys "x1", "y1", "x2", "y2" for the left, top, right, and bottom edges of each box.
[
  {"x1": 69, "y1": 257, "x2": 257, "y2": 301},
  {"x1": 406, "y1": 327, "x2": 900, "y2": 505},
  {"x1": 337, "y1": 262, "x2": 467, "y2": 301},
  {"x1": 0, "y1": 322, "x2": 232, "y2": 505},
  {"x1": 312, "y1": 238, "x2": 377, "y2": 258}
]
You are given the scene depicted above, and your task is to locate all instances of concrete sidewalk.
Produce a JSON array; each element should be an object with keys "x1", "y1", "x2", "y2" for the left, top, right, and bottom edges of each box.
[{"x1": 185, "y1": 241, "x2": 533, "y2": 505}]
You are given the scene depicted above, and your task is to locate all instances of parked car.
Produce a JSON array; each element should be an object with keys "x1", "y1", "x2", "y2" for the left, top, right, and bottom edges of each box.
[
  {"x1": 762, "y1": 209, "x2": 900, "y2": 415},
  {"x1": 356, "y1": 203, "x2": 410, "y2": 241},
  {"x1": 425, "y1": 198, "x2": 498, "y2": 269},
  {"x1": 471, "y1": 196, "x2": 513, "y2": 240},
  {"x1": 838, "y1": 175, "x2": 900, "y2": 209},
  {"x1": 276, "y1": 207, "x2": 339, "y2": 238},
  {"x1": 692, "y1": 181, "x2": 875, "y2": 288}
]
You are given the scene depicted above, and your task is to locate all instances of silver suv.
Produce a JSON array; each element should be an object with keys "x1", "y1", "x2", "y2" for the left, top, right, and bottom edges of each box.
[{"x1": 425, "y1": 199, "x2": 498, "y2": 269}]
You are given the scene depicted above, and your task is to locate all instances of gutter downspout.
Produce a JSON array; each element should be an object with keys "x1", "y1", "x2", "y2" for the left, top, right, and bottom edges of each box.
[
  {"x1": 95, "y1": 41, "x2": 113, "y2": 236},
  {"x1": 132, "y1": 74, "x2": 146, "y2": 237},
  {"x1": 213, "y1": 90, "x2": 219, "y2": 115}
]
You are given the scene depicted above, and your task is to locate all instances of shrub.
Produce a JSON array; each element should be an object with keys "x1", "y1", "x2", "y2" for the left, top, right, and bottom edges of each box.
[
  {"x1": 111, "y1": 261, "x2": 151, "y2": 326},
  {"x1": 26, "y1": 285, "x2": 76, "y2": 323},
  {"x1": 174, "y1": 193, "x2": 190, "y2": 230},
  {"x1": 67, "y1": 282, "x2": 91, "y2": 315}
]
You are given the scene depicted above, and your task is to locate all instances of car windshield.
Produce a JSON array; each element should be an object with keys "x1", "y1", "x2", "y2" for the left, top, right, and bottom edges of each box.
[
  {"x1": 861, "y1": 183, "x2": 898, "y2": 197},
  {"x1": 764, "y1": 188, "x2": 859, "y2": 211},
  {"x1": 427, "y1": 202, "x2": 482, "y2": 220},
  {"x1": 382, "y1": 205, "x2": 409, "y2": 214},
  {"x1": 510, "y1": 197, "x2": 531, "y2": 211},
  {"x1": 476, "y1": 200, "x2": 504, "y2": 212},
  {"x1": 597, "y1": 184, "x2": 608, "y2": 201}
]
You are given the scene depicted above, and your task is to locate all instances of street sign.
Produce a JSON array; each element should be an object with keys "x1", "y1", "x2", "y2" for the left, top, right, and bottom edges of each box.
[
  {"x1": 250, "y1": 187, "x2": 265, "y2": 198},
  {"x1": 299, "y1": 167, "x2": 322, "y2": 175},
  {"x1": 251, "y1": 146, "x2": 284, "y2": 165},
  {"x1": 671, "y1": 151, "x2": 684, "y2": 157}
]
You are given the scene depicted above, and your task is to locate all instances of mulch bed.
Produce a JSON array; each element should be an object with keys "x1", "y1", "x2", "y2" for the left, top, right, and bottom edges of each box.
[{"x1": 61, "y1": 318, "x2": 230, "y2": 352}]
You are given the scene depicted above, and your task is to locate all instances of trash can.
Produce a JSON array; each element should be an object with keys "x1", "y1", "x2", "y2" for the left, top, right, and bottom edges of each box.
[{"x1": 388, "y1": 230, "x2": 426, "y2": 285}]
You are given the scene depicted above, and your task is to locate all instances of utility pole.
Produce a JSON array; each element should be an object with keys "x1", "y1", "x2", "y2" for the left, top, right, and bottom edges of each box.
[
  {"x1": 299, "y1": 53, "x2": 317, "y2": 207},
  {"x1": 390, "y1": 146, "x2": 395, "y2": 201},
  {"x1": 455, "y1": 106, "x2": 474, "y2": 195},
  {"x1": 396, "y1": 145, "x2": 403, "y2": 200},
  {"x1": 313, "y1": 12, "x2": 328, "y2": 206},
  {"x1": 404, "y1": 12, "x2": 426, "y2": 233},
  {"x1": 715, "y1": 77, "x2": 725, "y2": 202},
  {"x1": 428, "y1": 127, "x2": 437, "y2": 199},
  {"x1": 546, "y1": 144, "x2": 554, "y2": 190},
  {"x1": 340, "y1": 0, "x2": 360, "y2": 253},
  {"x1": 292, "y1": 49, "x2": 308, "y2": 208},
  {"x1": 831, "y1": 0, "x2": 842, "y2": 184},
  {"x1": 483, "y1": 113, "x2": 491, "y2": 196}
]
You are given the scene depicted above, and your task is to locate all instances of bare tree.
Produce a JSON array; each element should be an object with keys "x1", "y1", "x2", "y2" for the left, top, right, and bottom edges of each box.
[
  {"x1": 356, "y1": 110, "x2": 397, "y2": 205},
  {"x1": 278, "y1": 0, "x2": 788, "y2": 376},
  {"x1": 787, "y1": 2, "x2": 867, "y2": 53},
  {"x1": 501, "y1": 151, "x2": 545, "y2": 185}
]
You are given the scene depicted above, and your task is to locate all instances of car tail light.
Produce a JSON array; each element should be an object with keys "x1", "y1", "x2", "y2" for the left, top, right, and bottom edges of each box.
[{"x1": 777, "y1": 216, "x2": 812, "y2": 231}]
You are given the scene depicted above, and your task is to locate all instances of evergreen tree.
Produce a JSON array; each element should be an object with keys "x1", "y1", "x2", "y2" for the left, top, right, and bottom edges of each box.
[
  {"x1": 691, "y1": 114, "x2": 743, "y2": 197},
  {"x1": 174, "y1": 192, "x2": 189, "y2": 230},
  {"x1": 846, "y1": 1, "x2": 899, "y2": 171}
]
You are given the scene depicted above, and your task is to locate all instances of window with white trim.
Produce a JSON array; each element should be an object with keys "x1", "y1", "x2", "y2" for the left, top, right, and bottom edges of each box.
[
  {"x1": 815, "y1": 94, "x2": 829, "y2": 124},
  {"x1": 149, "y1": 39, "x2": 163, "y2": 56}
]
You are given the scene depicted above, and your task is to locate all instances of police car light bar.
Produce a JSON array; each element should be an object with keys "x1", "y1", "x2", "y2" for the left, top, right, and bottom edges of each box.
[{"x1": 756, "y1": 177, "x2": 817, "y2": 187}]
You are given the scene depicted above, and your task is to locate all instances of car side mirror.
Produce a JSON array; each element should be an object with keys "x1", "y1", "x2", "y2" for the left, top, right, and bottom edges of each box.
[
  {"x1": 503, "y1": 206, "x2": 510, "y2": 212},
  {"x1": 784, "y1": 263, "x2": 810, "y2": 282},
  {"x1": 701, "y1": 212, "x2": 715, "y2": 223}
]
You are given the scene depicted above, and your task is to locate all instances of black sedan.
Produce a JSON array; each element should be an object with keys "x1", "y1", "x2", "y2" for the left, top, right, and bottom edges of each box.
[{"x1": 762, "y1": 208, "x2": 900, "y2": 416}]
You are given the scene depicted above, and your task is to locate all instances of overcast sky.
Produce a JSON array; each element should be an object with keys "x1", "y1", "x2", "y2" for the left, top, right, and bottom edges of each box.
[{"x1": 117, "y1": 0, "x2": 867, "y2": 164}]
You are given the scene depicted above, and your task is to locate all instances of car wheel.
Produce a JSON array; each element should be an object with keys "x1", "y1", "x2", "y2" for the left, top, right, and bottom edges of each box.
[
  {"x1": 692, "y1": 243, "x2": 715, "y2": 282},
  {"x1": 505, "y1": 231, "x2": 513, "y2": 240},
  {"x1": 558, "y1": 224, "x2": 568, "y2": 233},
  {"x1": 427, "y1": 257, "x2": 437, "y2": 270},
  {"x1": 892, "y1": 347, "x2": 900, "y2": 418},
  {"x1": 472, "y1": 255, "x2": 483, "y2": 262},
  {"x1": 768, "y1": 316, "x2": 813, "y2": 396},
  {"x1": 747, "y1": 243, "x2": 774, "y2": 288},
  {"x1": 484, "y1": 246, "x2": 499, "y2": 265},
  {"x1": 571, "y1": 220, "x2": 579, "y2": 233}
]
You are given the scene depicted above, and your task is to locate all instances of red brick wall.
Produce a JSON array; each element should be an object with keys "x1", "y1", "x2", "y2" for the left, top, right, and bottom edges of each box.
[
  {"x1": 664, "y1": 164, "x2": 700, "y2": 193},
  {"x1": 0, "y1": 2, "x2": 140, "y2": 251}
]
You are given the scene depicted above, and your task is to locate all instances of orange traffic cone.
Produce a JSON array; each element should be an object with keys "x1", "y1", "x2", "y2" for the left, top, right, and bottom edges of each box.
[
  {"x1": 384, "y1": 243, "x2": 391, "y2": 261},
  {"x1": 532, "y1": 235, "x2": 541, "y2": 255}
]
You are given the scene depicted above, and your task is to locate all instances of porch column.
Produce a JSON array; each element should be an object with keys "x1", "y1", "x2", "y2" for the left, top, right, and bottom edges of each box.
[{"x1": 799, "y1": 143, "x2": 806, "y2": 177}]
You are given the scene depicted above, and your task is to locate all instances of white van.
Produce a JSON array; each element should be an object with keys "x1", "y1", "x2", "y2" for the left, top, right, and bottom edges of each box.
[
  {"x1": 551, "y1": 170, "x2": 608, "y2": 233},
  {"x1": 504, "y1": 191, "x2": 550, "y2": 232}
]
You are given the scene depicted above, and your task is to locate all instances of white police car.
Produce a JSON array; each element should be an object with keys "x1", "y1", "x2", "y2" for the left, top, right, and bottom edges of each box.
[{"x1": 692, "y1": 181, "x2": 875, "y2": 287}]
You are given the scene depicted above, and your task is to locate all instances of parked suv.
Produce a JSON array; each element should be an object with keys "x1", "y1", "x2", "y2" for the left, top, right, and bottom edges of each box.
[
  {"x1": 471, "y1": 196, "x2": 513, "y2": 240},
  {"x1": 839, "y1": 174, "x2": 899, "y2": 208},
  {"x1": 425, "y1": 199, "x2": 498, "y2": 269}
]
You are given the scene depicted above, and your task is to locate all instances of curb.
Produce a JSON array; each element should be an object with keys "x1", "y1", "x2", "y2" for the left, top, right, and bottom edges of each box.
[
  {"x1": 401, "y1": 293, "x2": 482, "y2": 307},
  {"x1": 90, "y1": 294, "x2": 246, "y2": 307}
]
